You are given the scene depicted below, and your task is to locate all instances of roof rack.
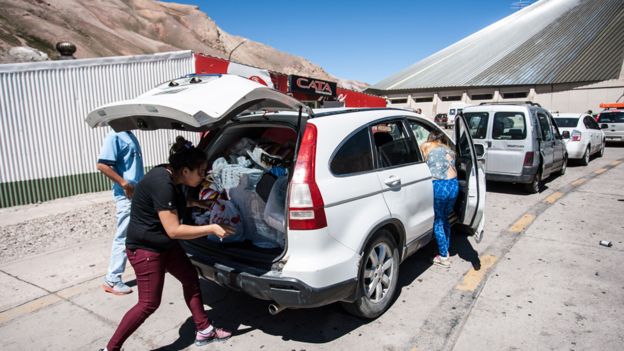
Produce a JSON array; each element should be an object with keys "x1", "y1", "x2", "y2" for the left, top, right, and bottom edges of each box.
[{"x1": 479, "y1": 101, "x2": 541, "y2": 107}]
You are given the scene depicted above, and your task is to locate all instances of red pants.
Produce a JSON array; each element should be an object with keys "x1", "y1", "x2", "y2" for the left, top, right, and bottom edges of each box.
[{"x1": 107, "y1": 244, "x2": 210, "y2": 351}]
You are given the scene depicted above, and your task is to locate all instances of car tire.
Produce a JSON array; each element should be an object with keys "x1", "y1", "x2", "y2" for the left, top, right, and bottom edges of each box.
[
  {"x1": 581, "y1": 146, "x2": 590, "y2": 166},
  {"x1": 558, "y1": 156, "x2": 567, "y2": 176},
  {"x1": 342, "y1": 229, "x2": 400, "y2": 319},
  {"x1": 525, "y1": 168, "x2": 542, "y2": 194},
  {"x1": 598, "y1": 141, "x2": 605, "y2": 158}
]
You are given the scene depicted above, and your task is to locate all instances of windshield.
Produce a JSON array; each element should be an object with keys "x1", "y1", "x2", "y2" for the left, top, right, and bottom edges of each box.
[
  {"x1": 554, "y1": 117, "x2": 579, "y2": 128},
  {"x1": 598, "y1": 111, "x2": 624, "y2": 123}
]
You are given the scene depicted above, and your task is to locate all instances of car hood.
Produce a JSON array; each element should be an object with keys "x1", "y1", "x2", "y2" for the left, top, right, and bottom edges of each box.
[{"x1": 86, "y1": 74, "x2": 307, "y2": 132}]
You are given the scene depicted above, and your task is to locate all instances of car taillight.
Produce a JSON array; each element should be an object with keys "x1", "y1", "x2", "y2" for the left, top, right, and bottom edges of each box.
[
  {"x1": 288, "y1": 123, "x2": 327, "y2": 230},
  {"x1": 571, "y1": 130, "x2": 582, "y2": 142},
  {"x1": 523, "y1": 151, "x2": 534, "y2": 167}
]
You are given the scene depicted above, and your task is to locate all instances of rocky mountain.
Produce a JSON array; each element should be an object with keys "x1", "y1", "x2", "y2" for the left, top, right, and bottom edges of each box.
[{"x1": 0, "y1": 0, "x2": 368, "y2": 88}]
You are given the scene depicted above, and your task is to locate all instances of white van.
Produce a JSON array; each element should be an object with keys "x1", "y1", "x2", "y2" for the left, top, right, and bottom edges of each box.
[
  {"x1": 448, "y1": 102, "x2": 468, "y2": 128},
  {"x1": 462, "y1": 102, "x2": 567, "y2": 193}
]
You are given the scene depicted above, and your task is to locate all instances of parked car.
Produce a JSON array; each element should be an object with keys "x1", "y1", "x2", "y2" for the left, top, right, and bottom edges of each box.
[
  {"x1": 462, "y1": 102, "x2": 567, "y2": 193},
  {"x1": 87, "y1": 74, "x2": 485, "y2": 319},
  {"x1": 553, "y1": 113, "x2": 605, "y2": 165},
  {"x1": 434, "y1": 113, "x2": 449, "y2": 128},
  {"x1": 447, "y1": 102, "x2": 468, "y2": 128},
  {"x1": 596, "y1": 104, "x2": 624, "y2": 144}
]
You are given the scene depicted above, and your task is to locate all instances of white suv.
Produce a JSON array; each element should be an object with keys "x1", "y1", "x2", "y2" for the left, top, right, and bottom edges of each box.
[{"x1": 87, "y1": 74, "x2": 485, "y2": 318}]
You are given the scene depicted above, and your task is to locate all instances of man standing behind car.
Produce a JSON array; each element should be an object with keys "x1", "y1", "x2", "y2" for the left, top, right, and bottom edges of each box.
[{"x1": 97, "y1": 130, "x2": 144, "y2": 295}]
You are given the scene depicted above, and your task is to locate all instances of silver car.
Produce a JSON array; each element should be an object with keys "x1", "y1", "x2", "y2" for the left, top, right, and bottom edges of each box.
[{"x1": 597, "y1": 108, "x2": 624, "y2": 143}]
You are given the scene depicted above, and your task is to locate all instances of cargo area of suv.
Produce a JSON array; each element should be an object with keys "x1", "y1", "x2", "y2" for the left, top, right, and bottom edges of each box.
[{"x1": 182, "y1": 120, "x2": 300, "y2": 269}]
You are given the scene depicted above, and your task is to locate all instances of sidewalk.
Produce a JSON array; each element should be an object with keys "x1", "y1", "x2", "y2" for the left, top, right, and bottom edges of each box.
[{"x1": 0, "y1": 191, "x2": 112, "y2": 227}]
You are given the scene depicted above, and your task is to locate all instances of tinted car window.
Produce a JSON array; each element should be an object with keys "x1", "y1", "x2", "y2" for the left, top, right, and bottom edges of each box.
[
  {"x1": 372, "y1": 120, "x2": 420, "y2": 168},
  {"x1": 598, "y1": 111, "x2": 624, "y2": 123},
  {"x1": 554, "y1": 117, "x2": 579, "y2": 128},
  {"x1": 583, "y1": 116, "x2": 596, "y2": 129},
  {"x1": 492, "y1": 112, "x2": 526, "y2": 140},
  {"x1": 464, "y1": 112, "x2": 489, "y2": 139},
  {"x1": 330, "y1": 128, "x2": 374, "y2": 175},
  {"x1": 537, "y1": 112, "x2": 553, "y2": 141},
  {"x1": 588, "y1": 117, "x2": 600, "y2": 130}
]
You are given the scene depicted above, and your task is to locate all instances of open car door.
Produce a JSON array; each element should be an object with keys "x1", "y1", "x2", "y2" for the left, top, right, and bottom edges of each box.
[
  {"x1": 86, "y1": 74, "x2": 307, "y2": 132},
  {"x1": 454, "y1": 113, "x2": 486, "y2": 242}
]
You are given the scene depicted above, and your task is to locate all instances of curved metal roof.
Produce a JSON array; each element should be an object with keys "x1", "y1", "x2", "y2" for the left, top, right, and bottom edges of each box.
[{"x1": 372, "y1": 0, "x2": 624, "y2": 92}]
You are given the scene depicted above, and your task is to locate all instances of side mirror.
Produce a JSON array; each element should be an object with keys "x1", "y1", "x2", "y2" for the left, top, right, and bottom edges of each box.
[
  {"x1": 601, "y1": 124, "x2": 609, "y2": 129},
  {"x1": 474, "y1": 143, "x2": 486, "y2": 159},
  {"x1": 561, "y1": 130, "x2": 570, "y2": 139}
]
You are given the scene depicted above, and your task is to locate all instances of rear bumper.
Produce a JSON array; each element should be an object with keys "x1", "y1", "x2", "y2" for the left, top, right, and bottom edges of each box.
[
  {"x1": 604, "y1": 133, "x2": 624, "y2": 143},
  {"x1": 188, "y1": 257, "x2": 357, "y2": 308},
  {"x1": 485, "y1": 165, "x2": 538, "y2": 184},
  {"x1": 565, "y1": 142, "x2": 587, "y2": 159}
]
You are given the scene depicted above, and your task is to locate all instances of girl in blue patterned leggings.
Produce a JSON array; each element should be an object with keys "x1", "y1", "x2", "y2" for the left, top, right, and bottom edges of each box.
[{"x1": 421, "y1": 131, "x2": 458, "y2": 268}]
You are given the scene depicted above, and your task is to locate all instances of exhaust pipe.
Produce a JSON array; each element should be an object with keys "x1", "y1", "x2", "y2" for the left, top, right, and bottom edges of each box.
[{"x1": 268, "y1": 303, "x2": 286, "y2": 315}]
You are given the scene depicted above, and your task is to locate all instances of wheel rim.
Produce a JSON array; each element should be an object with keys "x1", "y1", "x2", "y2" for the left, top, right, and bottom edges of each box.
[
  {"x1": 363, "y1": 242, "x2": 394, "y2": 303},
  {"x1": 584, "y1": 149, "x2": 590, "y2": 164},
  {"x1": 561, "y1": 158, "x2": 567, "y2": 173}
]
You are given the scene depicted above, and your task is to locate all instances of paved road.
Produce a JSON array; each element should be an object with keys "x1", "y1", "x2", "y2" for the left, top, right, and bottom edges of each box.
[{"x1": 1, "y1": 145, "x2": 623, "y2": 351}]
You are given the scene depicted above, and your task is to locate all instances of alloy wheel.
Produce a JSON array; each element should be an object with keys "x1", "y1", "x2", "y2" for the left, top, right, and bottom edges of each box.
[{"x1": 363, "y1": 242, "x2": 395, "y2": 303}]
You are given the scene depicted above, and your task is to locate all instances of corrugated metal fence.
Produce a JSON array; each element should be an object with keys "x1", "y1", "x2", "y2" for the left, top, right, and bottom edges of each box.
[{"x1": 0, "y1": 51, "x2": 200, "y2": 208}]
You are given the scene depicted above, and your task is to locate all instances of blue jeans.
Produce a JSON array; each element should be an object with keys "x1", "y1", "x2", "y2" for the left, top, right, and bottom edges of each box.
[
  {"x1": 106, "y1": 195, "x2": 131, "y2": 284},
  {"x1": 433, "y1": 178, "x2": 459, "y2": 257}
]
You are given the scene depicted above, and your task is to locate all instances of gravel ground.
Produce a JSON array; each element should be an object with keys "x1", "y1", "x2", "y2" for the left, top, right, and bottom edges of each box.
[{"x1": 0, "y1": 197, "x2": 116, "y2": 265}]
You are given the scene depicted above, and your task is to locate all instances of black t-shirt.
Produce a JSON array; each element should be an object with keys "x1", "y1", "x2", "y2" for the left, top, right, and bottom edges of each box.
[{"x1": 126, "y1": 165, "x2": 186, "y2": 252}]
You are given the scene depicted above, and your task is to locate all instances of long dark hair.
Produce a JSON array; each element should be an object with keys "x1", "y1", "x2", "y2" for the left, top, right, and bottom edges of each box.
[{"x1": 168, "y1": 136, "x2": 206, "y2": 171}]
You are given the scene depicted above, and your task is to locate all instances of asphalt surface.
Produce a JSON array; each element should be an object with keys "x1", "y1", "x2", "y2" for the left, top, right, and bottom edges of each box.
[{"x1": 0, "y1": 145, "x2": 623, "y2": 351}]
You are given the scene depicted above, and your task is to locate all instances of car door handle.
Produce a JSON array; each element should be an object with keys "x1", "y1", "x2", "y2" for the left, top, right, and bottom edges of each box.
[{"x1": 384, "y1": 176, "x2": 401, "y2": 187}]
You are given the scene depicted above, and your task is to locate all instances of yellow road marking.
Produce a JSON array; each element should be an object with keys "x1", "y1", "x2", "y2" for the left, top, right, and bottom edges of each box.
[
  {"x1": 0, "y1": 294, "x2": 61, "y2": 324},
  {"x1": 571, "y1": 178, "x2": 586, "y2": 186},
  {"x1": 544, "y1": 191, "x2": 563, "y2": 204},
  {"x1": 611, "y1": 160, "x2": 622, "y2": 166},
  {"x1": 456, "y1": 255, "x2": 497, "y2": 291},
  {"x1": 509, "y1": 214, "x2": 536, "y2": 233},
  {"x1": 594, "y1": 168, "x2": 607, "y2": 175}
]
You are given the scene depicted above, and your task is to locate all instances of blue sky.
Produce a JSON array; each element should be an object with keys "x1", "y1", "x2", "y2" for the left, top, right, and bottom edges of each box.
[{"x1": 166, "y1": 1, "x2": 529, "y2": 84}]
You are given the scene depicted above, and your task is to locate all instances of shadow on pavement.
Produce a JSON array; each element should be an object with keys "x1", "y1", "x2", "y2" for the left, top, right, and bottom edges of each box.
[
  {"x1": 450, "y1": 232, "x2": 481, "y2": 270},
  {"x1": 150, "y1": 246, "x2": 440, "y2": 348},
  {"x1": 485, "y1": 180, "x2": 551, "y2": 195}
]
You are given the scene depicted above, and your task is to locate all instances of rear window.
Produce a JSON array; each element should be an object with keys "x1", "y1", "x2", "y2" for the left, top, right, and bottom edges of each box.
[
  {"x1": 554, "y1": 118, "x2": 579, "y2": 128},
  {"x1": 492, "y1": 112, "x2": 526, "y2": 140},
  {"x1": 464, "y1": 112, "x2": 489, "y2": 139},
  {"x1": 598, "y1": 111, "x2": 624, "y2": 123},
  {"x1": 330, "y1": 128, "x2": 374, "y2": 175}
]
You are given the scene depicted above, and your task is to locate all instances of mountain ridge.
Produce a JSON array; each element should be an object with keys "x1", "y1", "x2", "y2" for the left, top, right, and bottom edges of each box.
[{"x1": 0, "y1": 0, "x2": 368, "y2": 89}]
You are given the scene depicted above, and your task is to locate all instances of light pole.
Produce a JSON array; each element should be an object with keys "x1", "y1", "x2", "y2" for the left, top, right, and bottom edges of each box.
[{"x1": 228, "y1": 40, "x2": 247, "y2": 61}]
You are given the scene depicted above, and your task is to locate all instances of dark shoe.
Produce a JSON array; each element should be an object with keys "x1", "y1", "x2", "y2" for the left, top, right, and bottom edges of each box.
[{"x1": 195, "y1": 326, "x2": 232, "y2": 346}]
